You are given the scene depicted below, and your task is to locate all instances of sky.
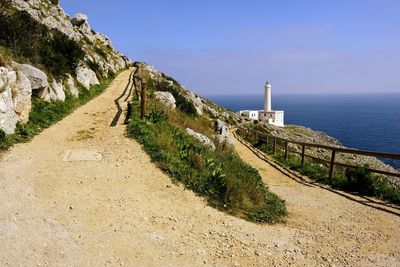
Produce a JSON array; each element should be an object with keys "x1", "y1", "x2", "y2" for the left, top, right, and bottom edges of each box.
[{"x1": 61, "y1": 0, "x2": 400, "y2": 95}]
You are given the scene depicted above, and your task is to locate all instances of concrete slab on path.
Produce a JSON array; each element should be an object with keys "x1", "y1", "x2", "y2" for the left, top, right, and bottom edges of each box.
[{"x1": 63, "y1": 150, "x2": 103, "y2": 162}]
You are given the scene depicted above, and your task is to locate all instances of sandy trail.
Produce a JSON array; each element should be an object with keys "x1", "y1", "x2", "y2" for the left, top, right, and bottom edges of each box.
[{"x1": 0, "y1": 69, "x2": 399, "y2": 266}]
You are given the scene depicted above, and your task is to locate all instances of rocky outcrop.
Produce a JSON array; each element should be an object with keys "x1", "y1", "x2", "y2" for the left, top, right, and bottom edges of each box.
[
  {"x1": 154, "y1": 91, "x2": 176, "y2": 109},
  {"x1": 186, "y1": 128, "x2": 216, "y2": 150},
  {"x1": 76, "y1": 65, "x2": 99, "y2": 89},
  {"x1": 0, "y1": 67, "x2": 19, "y2": 134},
  {"x1": 0, "y1": 0, "x2": 132, "y2": 134}
]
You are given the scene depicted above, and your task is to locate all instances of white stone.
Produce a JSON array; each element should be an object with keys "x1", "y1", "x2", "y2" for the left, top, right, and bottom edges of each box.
[
  {"x1": 66, "y1": 74, "x2": 79, "y2": 97},
  {"x1": 50, "y1": 80, "x2": 66, "y2": 101},
  {"x1": 154, "y1": 91, "x2": 176, "y2": 109},
  {"x1": 14, "y1": 63, "x2": 50, "y2": 100},
  {"x1": 76, "y1": 65, "x2": 99, "y2": 89},
  {"x1": 0, "y1": 67, "x2": 19, "y2": 134},
  {"x1": 71, "y1": 13, "x2": 88, "y2": 27},
  {"x1": 186, "y1": 128, "x2": 215, "y2": 150},
  {"x1": 13, "y1": 71, "x2": 32, "y2": 123}
]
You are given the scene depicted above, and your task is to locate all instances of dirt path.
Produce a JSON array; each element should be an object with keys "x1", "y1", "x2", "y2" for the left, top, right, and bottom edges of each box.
[{"x1": 0, "y1": 69, "x2": 399, "y2": 266}]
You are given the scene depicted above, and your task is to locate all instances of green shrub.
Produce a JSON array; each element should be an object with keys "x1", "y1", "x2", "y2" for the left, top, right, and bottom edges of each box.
[
  {"x1": 345, "y1": 165, "x2": 374, "y2": 194},
  {"x1": 0, "y1": 9, "x2": 84, "y2": 78}
]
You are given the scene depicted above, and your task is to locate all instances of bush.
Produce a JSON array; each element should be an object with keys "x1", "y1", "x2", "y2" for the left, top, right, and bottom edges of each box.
[
  {"x1": 0, "y1": 9, "x2": 84, "y2": 78},
  {"x1": 345, "y1": 165, "x2": 374, "y2": 194}
]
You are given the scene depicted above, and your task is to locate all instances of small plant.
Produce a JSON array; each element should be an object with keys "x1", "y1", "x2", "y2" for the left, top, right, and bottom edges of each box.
[{"x1": 345, "y1": 165, "x2": 374, "y2": 194}]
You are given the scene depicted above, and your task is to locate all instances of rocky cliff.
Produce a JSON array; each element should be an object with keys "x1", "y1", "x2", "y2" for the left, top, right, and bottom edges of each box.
[{"x1": 0, "y1": 0, "x2": 131, "y2": 134}]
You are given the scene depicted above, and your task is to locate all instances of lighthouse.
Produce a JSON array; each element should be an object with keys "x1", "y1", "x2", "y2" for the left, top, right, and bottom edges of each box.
[
  {"x1": 237, "y1": 80, "x2": 285, "y2": 127},
  {"x1": 264, "y1": 81, "x2": 272, "y2": 112}
]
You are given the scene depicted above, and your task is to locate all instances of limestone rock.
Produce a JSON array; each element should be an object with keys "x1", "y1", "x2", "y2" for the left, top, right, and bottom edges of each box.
[
  {"x1": 186, "y1": 128, "x2": 215, "y2": 150},
  {"x1": 66, "y1": 74, "x2": 79, "y2": 97},
  {"x1": 0, "y1": 67, "x2": 19, "y2": 134},
  {"x1": 13, "y1": 71, "x2": 32, "y2": 123},
  {"x1": 215, "y1": 119, "x2": 228, "y2": 137},
  {"x1": 76, "y1": 65, "x2": 99, "y2": 89},
  {"x1": 154, "y1": 91, "x2": 176, "y2": 109},
  {"x1": 71, "y1": 13, "x2": 88, "y2": 27},
  {"x1": 49, "y1": 80, "x2": 65, "y2": 101},
  {"x1": 14, "y1": 63, "x2": 49, "y2": 100}
]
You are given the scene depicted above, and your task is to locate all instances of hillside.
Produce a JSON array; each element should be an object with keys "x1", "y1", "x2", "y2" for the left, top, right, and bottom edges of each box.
[{"x1": 0, "y1": 0, "x2": 130, "y2": 134}]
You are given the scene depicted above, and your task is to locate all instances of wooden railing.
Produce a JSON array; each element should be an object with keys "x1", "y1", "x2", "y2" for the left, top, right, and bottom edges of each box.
[{"x1": 236, "y1": 127, "x2": 400, "y2": 180}]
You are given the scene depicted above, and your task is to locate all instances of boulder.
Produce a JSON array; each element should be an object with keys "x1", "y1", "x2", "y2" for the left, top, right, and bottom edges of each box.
[
  {"x1": 0, "y1": 67, "x2": 19, "y2": 134},
  {"x1": 14, "y1": 63, "x2": 49, "y2": 100},
  {"x1": 186, "y1": 128, "x2": 215, "y2": 150},
  {"x1": 154, "y1": 91, "x2": 176, "y2": 109},
  {"x1": 71, "y1": 13, "x2": 88, "y2": 27},
  {"x1": 66, "y1": 74, "x2": 79, "y2": 97},
  {"x1": 49, "y1": 80, "x2": 65, "y2": 101},
  {"x1": 13, "y1": 71, "x2": 32, "y2": 123},
  {"x1": 76, "y1": 65, "x2": 99, "y2": 89},
  {"x1": 215, "y1": 119, "x2": 228, "y2": 137}
]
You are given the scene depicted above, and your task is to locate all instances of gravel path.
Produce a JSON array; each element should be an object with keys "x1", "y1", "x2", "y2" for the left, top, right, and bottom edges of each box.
[{"x1": 0, "y1": 69, "x2": 399, "y2": 266}]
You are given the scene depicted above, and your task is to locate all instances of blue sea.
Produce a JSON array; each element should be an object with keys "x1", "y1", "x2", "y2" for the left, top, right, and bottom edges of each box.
[{"x1": 207, "y1": 94, "x2": 400, "y2": 170}]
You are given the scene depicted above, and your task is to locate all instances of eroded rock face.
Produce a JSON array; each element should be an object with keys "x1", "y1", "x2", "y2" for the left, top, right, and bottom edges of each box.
[
  {"x1": 76, "y1": 65, "x2": 99, "y2": 89},
  {"x1": 0, "y1": 67, "x2": 19, "y2": 134},
  {"x1": 13, "y1": 71, "x2": 32, "y2": 123},
  {"x1": 154, "y1": 91, "x2": 176, "y2": 109},
  {"x1": 186, "y1": 128, "x2": 216, "y2": 150}
]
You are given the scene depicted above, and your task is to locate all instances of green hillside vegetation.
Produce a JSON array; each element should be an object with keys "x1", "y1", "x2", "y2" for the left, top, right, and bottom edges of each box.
[
  {"x1": 127, "y1": 74, "x2": 287, "y2": 223},
  {"x1": 0, "y1": 4, "x2": 84, "y2": 79}
]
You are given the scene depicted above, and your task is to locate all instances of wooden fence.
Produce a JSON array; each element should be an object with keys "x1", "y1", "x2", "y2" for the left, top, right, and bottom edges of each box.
[
  {"x1": 130, "y1": 64, "x2": 147, "y2": 119},
  {"x1": 236, "y1": 127, "x2": 400, "y2": 180}
]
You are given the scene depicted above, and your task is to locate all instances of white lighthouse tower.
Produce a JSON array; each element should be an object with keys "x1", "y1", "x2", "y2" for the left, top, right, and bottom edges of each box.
[{"x1": 264, "y1": 81, "x2": 272, "y2": 112}]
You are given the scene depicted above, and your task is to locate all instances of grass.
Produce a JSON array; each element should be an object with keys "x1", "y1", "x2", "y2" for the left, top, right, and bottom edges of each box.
[
  {"x1": 239, "y1": 131, "x2": 400, "y2": 205},
  {"x1": 0, "y1": 74, "x2": 117, "y2": 151},
  {"x1": 127, "y1": 99, "x2": 287, "y2": 223}
]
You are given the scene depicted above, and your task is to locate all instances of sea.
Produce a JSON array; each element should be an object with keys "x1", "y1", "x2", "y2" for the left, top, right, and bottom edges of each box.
[{"x1": 206, "y1": 93, "x2": 400, "y2": 170}]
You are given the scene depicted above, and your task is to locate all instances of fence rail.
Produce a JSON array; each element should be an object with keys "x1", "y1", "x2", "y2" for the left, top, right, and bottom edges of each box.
[{"x1": 236, "y1": 127, "x2": 400, "y2": 180}]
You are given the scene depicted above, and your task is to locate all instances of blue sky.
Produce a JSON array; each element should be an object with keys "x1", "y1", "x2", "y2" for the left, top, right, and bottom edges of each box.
[{"x1": 61, "y1": 0, "x2": 400, "y2": 95}]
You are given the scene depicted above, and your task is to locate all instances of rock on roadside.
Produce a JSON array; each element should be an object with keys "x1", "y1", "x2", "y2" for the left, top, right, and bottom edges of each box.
[{"x1": 186, "y1": 128, "x2": 216, "y2": 150}]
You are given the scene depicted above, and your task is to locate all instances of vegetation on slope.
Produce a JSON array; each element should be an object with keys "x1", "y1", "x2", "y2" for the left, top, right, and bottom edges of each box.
[
  {"x1": 0, "y1": 4, "x2": 85, "y2": 79},
  {"x1": 127, "y1": 77, "x2": 287, "y2": 223},
  {"x1": 0, "y1": 73, "x2": 117, "y2": 151},
  {"x1": 239, "y1": 132, "x2": 400, "y2": 204}
]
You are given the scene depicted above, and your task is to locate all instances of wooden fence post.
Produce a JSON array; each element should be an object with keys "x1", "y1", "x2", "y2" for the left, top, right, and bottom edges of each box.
[
  {"x1": 140, "y1": 79, "x2": 147, "y2": 119},
  {"x1": 329, "y1": 149, "x2": 336, "y2": 181},
  {"x1": 285, "y1": 141, "x2": 289, "y2": 160},
  {"x1": 301, "y1": 145, "x2": 306, "y2": 166}
]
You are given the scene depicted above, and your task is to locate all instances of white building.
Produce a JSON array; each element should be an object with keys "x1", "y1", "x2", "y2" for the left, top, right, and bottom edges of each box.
[{"x1": 237, "y1": 81, "x2": 285, "y2": 127}]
